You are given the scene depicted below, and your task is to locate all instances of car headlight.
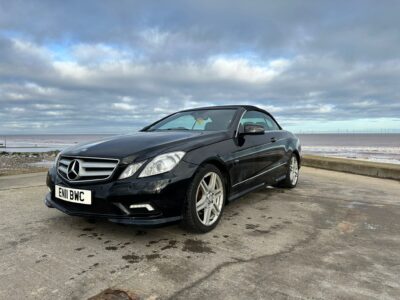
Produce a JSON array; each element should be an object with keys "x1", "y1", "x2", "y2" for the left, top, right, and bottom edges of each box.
[
  {"x1": 119, "y1": 161, "x2": 145, "y2": 180},
  {"x1": 139, "y1": 151, "x2": 185, "y2": 178}
]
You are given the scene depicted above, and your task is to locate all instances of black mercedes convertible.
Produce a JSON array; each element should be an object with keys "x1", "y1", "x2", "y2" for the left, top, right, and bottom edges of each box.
[{"x1": 45, "y1": 105, "x2": 301, "y2": 232}]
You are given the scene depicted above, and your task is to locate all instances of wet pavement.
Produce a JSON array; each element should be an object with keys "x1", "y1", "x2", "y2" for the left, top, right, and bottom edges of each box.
[{"x1": 0, "y1": 167, "x2": 399, "y2": 299}]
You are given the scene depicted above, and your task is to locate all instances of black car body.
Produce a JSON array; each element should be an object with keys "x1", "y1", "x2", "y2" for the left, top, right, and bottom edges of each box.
[{"x1": 45, "y1": 105, "x2": 301, "y2": 231}]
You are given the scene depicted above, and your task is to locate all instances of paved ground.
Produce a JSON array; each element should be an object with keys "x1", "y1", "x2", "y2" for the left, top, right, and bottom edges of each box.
[{"x1": 0, "y1": 167, "x2": 399, "y2": 300}]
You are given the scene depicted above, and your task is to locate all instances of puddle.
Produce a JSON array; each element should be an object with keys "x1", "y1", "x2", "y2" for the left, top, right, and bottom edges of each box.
[
  {"x1": 342, "y1": 201, "x2": 384, "y2": 209},
  {"x1": 182, "y1": 239, "x2": 214, "y2": 254},
  {"x1": 88, "y1": 288, "x2": 140, "y2": 300},
  {"x1": 122, "y1": 253, "x2": 141, "y2": 264},
  {"x1": 160, "y1": 240, "x2": 177, "y2": 250}
]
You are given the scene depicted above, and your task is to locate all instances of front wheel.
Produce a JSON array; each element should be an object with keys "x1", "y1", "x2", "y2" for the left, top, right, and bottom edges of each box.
[
  {"x1": 276, "y1": 154, "x2": 299, "y2": 188},
  {"x1": 182, "y1": 164, "x2": 226, "y2": 233}
]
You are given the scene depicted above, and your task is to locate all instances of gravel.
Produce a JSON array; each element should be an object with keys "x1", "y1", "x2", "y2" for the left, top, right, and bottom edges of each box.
[{"x1": 0, "y1": 151, "x2": 59, "y2": 176}]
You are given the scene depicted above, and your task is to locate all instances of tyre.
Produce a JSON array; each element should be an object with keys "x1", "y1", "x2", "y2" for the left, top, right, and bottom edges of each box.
[
  {"x1": 182, "y1": 164, "x2": 226, "y2": 233},
  {"x1": 276, "y1": 154, "x2": 299, "y2": 188}
]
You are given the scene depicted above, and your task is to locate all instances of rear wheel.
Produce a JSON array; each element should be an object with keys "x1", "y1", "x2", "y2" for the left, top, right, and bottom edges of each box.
[
  {"x1": 276, "y1": 154, "x2": 299, "y2": 188},
  {"x1": 182, "y1": 164, "x2": 226, "y2": 233}
]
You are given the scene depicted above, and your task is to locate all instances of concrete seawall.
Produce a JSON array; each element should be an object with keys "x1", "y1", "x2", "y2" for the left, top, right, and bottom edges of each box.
[{"x1": 302, "y1": 155, "x2": 400, "y2": 181}]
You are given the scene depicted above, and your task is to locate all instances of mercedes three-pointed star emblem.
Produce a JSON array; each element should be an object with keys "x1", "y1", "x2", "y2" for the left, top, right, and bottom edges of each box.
[{"x1": 67, "y1": 159, "x2": 80, "y2": 180}]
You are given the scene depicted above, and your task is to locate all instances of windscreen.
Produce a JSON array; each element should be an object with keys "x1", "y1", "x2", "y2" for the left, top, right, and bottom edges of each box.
[{"x1": 146, "y1": 109, "x2": 237, "y2": 132}]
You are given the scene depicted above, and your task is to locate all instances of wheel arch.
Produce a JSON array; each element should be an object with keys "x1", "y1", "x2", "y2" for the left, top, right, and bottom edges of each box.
[
  {"x1": 197, "y1": 157, "x2": 231, "y2": 199},
  {"x1": 292, "y1": 149, "x2": 301, "y2": 168}
]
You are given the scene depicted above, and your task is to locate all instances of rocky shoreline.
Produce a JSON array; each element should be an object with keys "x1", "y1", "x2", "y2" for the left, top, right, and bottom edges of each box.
[{"x1": 0, "y1": 151, "x2": 59, "y2": 176}]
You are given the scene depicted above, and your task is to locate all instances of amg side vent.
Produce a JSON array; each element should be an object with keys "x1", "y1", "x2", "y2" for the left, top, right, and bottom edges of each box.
[{"x1": 57, "y1": 156, "x2": 119, "y2": 182}]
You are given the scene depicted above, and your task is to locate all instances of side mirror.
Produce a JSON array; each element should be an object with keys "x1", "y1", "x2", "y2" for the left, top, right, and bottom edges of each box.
[{"x1": 243, "y1": 124, "x2": 265, "y2": 135}]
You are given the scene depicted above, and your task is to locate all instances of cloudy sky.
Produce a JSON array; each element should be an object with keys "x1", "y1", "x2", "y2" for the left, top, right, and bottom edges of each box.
[{"x1": 1, "y1": 0, "x2": 399, "y2": 134}]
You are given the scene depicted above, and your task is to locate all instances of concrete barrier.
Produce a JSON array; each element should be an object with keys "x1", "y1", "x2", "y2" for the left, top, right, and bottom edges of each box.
[{"x1": 302, "y1": 155, "x2": 400, "y2": 181}]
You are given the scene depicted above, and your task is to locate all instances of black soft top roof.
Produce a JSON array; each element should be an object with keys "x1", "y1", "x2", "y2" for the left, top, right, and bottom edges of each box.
[{"x1": 180, "y1": 105, "x2": 262, "y2": 112}]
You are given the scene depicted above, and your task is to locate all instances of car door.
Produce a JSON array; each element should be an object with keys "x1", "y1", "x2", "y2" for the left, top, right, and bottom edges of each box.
[
  {"x1": 230, "y1": 110, "x2": 285, "y2": 191},
  {"x1": 262, "y1": 113, "x2": 288, "y2": 183}
]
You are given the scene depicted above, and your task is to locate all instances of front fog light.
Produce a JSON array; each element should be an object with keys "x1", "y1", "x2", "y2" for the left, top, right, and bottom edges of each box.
[
  {"x1": 119, "y1": 161, "x2": 145, "y2": 180},
  {"x1": 129, "y1": 204, "x2": 155, "y2": 211}
]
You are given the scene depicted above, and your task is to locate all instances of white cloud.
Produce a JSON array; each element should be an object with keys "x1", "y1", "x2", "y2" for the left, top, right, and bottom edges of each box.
[
  {"x1": 6, "y1": 92, "x2": 26, "y2": 100},
  {"x1": 316, "y1": 104, "x2": 334, "y2": 113},
  {"x1": 45, "y1": 111, "x2": 63, "y2": 116},
  {"x1": 351, "y1": 100, "x2": 378, "y2": 107},
  {"x1": 112, "y1": 102, "x2": 136, "y2": 111},
  {"x1": 140, "y1": 28, "x2": 170, "y2": 47},
  {"x1": 208, "y1": 57, "x2": 290, "y2": 83},
  {"x1": 53, "y1": 61, "x2": 91, "y2": 80},
  {"x1": 6, "y1": 107, "x2": 25, "y2": 113},
  {"x1": 71, "y1": 43, "x2": 133, "y2": 65},
  {"x1": 257, "y1": 104, "x2": 283, "y2": 113},
  {"x1": 12, "y1": 39, "x2": 52, "y2": 60},
  {"x1": 118, "y1": 96, "x2": 134, "y2": 103},
  {"x1": 24, "y1": 82, "x2": 56, "y2": 95},
  {"x1": 34, "y1": 104, "x2": 68, "y2": 109},
  {"x1": 153, "y1": 107, "x2": 172, "y2": 113}
]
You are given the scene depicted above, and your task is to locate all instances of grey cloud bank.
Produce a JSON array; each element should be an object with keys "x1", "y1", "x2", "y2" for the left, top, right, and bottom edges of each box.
[{"x1": 0, "y1": 0, "x2": 399, "y2": 133}]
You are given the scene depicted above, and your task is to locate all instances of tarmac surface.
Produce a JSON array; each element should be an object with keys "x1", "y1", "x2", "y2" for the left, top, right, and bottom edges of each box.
[{"x1": 0, "y1": 167, "x2": 399, "y2": 299}]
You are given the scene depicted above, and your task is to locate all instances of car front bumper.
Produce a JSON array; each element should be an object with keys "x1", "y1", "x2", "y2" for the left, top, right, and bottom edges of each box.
[
  {"x1": 45, "y1": 161, "x2": 197, "y2": 226},
  {"x1": 44, "y1": 193, "x2": 182, "y2": 225}
]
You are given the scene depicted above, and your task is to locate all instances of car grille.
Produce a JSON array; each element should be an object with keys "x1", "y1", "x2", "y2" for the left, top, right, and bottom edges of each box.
[{"x1": 57, "y1": 156, "x2": 119, "y2": 182}]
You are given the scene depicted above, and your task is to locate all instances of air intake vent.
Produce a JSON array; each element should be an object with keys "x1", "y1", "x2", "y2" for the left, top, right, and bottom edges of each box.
[{"x1": 57, "y1": 156, "x2": 119, "y2": 182}]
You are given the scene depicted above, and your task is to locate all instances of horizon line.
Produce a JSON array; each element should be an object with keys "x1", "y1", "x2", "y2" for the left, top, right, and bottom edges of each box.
[{"x1": 1, "y1": 131, "x2": 400, "y2": 136}]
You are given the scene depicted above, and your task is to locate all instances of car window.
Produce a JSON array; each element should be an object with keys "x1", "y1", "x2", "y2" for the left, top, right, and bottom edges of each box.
[
  {"x1": 264, "y1": 115, "x2": 280, "y2": 130},
  {"x1": 147, "y1": 109, "x2": 236, "y2": 131},
  {"x1": 240, "y1": 111, "x2": 280, "y2": 131},
  {"x1": 158, "y1": 115, "x2": 196, "y2": 130},
  {"x1": 158, "y1": 115, "x2": 213, "y2": 130}
]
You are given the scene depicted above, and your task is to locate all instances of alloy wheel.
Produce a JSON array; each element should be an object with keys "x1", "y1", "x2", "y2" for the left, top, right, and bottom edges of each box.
[
  {"x1": 289, "y1": 156, "x2": 299, "y2": 185},
  {"x1": 195, "y1": 172, "x2": 224, "y2": 226}
]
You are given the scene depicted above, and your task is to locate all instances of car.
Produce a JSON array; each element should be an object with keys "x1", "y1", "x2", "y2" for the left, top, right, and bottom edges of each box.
[{"x1": 45, "y1": 105, "x2": 301, "y2": 232}]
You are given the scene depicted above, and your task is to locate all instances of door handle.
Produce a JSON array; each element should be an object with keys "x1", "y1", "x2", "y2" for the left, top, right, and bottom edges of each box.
[{"x1": 270, "y1": 137, "x2": 277, "y2": 143}]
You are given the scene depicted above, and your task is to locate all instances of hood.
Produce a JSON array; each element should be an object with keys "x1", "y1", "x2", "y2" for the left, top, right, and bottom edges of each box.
[{"x1": 61, "y1": 131, "x2": 228, "y2": 162}]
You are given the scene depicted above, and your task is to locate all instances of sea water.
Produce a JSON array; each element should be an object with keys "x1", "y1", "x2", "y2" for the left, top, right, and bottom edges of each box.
[{"x1": 1, "y1": 133, "x2": 399, "y2": 164}]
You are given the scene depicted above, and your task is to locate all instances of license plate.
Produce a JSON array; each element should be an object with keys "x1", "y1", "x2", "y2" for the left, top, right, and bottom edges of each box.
[{"x1": 55, "y1": 185, "x2": 92, "y2": 205}]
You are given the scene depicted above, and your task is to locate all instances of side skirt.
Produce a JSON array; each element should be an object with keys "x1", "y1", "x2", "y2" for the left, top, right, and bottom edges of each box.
[
  {"x1": 274, "y1": 174, "x2": 286, "y2": 182},
  {"x1": 227, "y1": 182, "x2": 266, "y2": 203}
]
